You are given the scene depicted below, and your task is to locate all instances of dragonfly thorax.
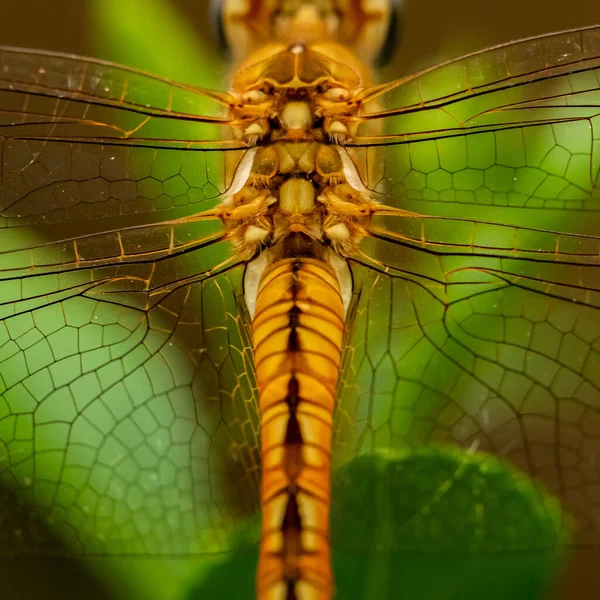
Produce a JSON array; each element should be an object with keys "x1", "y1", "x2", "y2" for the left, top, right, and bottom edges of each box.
[
  {"x1": 221, "y1": 50, "x2": 379, "y2": 265},
  {"x1": 220, "y1": 90, "x2": 375, "y2": 317},
  {"x1": 219, "y1": 140, "x2": 377, "y2": 256},
  {"x1": 220, "y1": 134, "x2": 373, "y2": 318},
  {"x1": 218, "y1": 5, "x2": 387, "y2": 329}
]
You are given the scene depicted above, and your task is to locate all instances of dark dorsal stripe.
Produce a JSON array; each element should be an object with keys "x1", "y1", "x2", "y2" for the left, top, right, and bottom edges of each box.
[
  {"x1": 287, "y1": 263, "x2": 302, "y2": 352},
  {"x1": 286, "y1": 375, "x2": 300, "y2": 410},
  {"x1": 286, "y1": 577, "x2": 298, "y2": 600},
  {"x1": 281, "y1": 487, "x2": 302, "y2": 531},
  {"x1": 284, "y1": 410, "x2": 303, "y2": 444}
]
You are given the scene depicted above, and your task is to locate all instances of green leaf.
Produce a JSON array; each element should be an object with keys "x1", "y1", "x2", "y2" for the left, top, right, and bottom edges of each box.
[{"x1": 331, "y1": 448, "x2": 571, "y2": 600}]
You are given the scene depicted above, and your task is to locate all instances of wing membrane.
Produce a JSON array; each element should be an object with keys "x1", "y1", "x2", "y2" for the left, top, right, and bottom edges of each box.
[
  {"x1": 358, "y1": 26, "x2": 600, "y2": 122},
  {"x1": 336, "y1": 25, "x2": 600, "y2": 552},
  {"x1": 0, "y1": 47, "x2": 260, "y2": 557},
  {"x1": 0, "y1": 46, "x2": 231, "y2": 119}
]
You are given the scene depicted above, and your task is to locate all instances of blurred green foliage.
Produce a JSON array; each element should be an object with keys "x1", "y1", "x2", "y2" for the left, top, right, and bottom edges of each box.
[{"x1": 88, "y1": 0, "x2": 222, "y2": 88}]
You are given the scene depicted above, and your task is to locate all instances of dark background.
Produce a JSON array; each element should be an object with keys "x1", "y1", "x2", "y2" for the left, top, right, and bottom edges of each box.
[{"x1": 0, "y1": 1, "x2": 599, "y2": 598}]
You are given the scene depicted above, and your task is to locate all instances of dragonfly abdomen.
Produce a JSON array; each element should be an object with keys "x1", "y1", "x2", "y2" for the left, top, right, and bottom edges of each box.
[{"x1": 253, "y1": 257, "x2": 344, "y2": 600}]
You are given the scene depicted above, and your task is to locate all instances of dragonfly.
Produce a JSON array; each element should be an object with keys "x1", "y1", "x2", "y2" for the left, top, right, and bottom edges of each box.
[{"x1": 0, "y1": 0, "x2": 599, "y2": 598}]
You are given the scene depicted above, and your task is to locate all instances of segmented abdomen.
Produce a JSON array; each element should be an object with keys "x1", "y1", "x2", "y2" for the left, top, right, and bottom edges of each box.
[{"x1": 253, "y1": 258, "x2": 344, "y2": 600}]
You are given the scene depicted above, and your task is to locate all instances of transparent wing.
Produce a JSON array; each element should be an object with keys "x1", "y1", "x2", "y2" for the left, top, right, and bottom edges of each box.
[
  {"x1": 335, "y1": 25, "x2": 600, "y2": 554},
  {"x1": 0, "y1": 48, "x2": 260, "y2": 557}
]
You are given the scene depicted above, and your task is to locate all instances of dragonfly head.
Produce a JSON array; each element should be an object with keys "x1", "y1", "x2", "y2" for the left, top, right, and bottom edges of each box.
[{"x1": 214, "y1": 0, "x2": 402, "y2": 65}]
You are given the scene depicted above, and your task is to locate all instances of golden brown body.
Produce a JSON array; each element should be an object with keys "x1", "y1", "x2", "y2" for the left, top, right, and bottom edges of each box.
[{"x1": 216, "y1": 2, "x2": 394, "y2": 598}]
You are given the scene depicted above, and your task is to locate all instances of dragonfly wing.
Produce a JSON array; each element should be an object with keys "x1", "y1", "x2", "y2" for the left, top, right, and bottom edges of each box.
[
  {"x1": 0, "y1": 49, "x2": 259, "y2": 556},
  {"x1": 335, "y1": 24, "x2": 600, "y2": 551}
]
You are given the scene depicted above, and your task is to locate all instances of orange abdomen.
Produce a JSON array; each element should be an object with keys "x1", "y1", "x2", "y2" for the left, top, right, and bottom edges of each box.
[{"x1": 253, "y1": 258, "x2": 344, "y2": 600}]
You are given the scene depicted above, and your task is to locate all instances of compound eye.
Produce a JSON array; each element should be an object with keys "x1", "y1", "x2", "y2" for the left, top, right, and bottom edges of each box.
[
  {"x1": 242, "y1": 90, "x2": 270, "y2": 105},
  {"x1": 375, "y1": 0, "x2": 405, "y2": 66},
  {"x1": 208, "y1": 0, "x2": 229, "y2": 57},
  {"x1": 323, "y1": 87, "x2": 351, "y2": 103}
]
